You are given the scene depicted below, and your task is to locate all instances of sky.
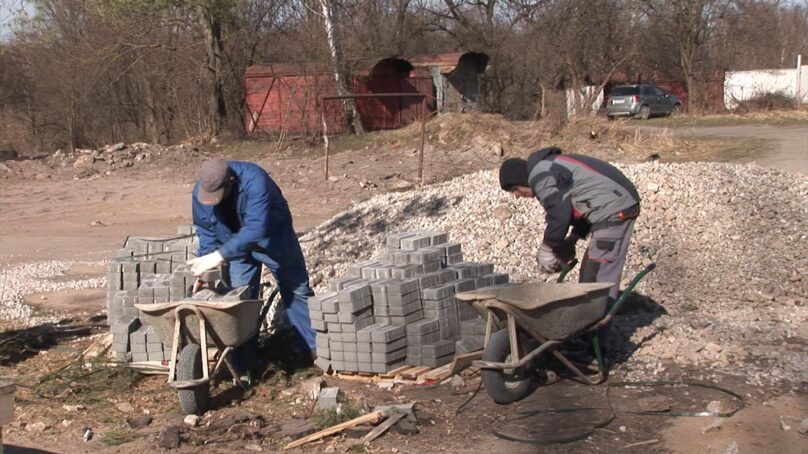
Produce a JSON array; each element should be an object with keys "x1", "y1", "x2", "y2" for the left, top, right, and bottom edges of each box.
[{"x1": 0, "y1": 0, "x2": 35, "y2": 41}]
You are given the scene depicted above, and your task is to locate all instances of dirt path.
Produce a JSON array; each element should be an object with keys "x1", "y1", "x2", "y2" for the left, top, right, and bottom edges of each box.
[{"x1": 632, "y1": 123, "x2": 808, "y2": 175}]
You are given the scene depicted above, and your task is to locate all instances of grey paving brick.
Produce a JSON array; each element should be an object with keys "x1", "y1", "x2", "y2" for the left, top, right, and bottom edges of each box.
[
  {"x1": 386, "y1": 232, "x2": 416, "y2": 249},
  {"x1": 358, "y1": 362, "x2": 373, "y2": 373},
  {"x1": 475, "y1": 263, "x2": 495, "y2": 276},
  {"x1": 444, "y1": 242, "x2": 462, "y2": 255},
  {"x1": 406, "y1": 319, "x2": 440, "y2": 337},
  {"x1": 130, "y1": 343, "x2": 146, "y2": 353},
  {"x1": 461, "y1": 319, "x2": 487, "y2": 335},
  {"x1": 391, "y1": 264, "x2": 421, "y2": 279},
  {"x1": 322, "y1": 298, "x2": 339, "y2": 314},
  {"x1": 416, "y1": 272, "x2": 441, "y2": 290},
  {"x1": 475, "y1": 276, "x2": 494, "y2": 288},
  {"x1": 148, "y1": 351, "x2": 165, "y2": 362},
  {"x1": 375, "y1": 315, "x2": 391, "y2": 324},
  {"x1": 387, "y1": 290, "x2": 420, "y2": 307},
  {"x1": 317, "y1": 349, "x2": 330, "y2": 360},
  {"x1": 309, "y1": 309, "x2": 323, "y2": 321},
  {"x1": 330, "y1": 341, "x2": 344, "y2": 352},
  {"x1": 388, "y1": 300, "x2": 422, "y2": 316},
  {"x1": 355, "y1": 316, "x2": 375, "y2": 331},
  {"x1": 315, "y1": 335, "x2": 330, "y2": 351},
  {"x1": 389, "y1": 311, "x2": 423, "y2": 325},
  {"x1": 130, "y1": 327, "x2": 148, "y2": 345},
  {"x1": 146, "y1": 342, "x2": 164, "y2": 353},
  {"x1": 407, "y1": 249, "x2": 442, "y2": 264},
  {"x1": 122, "y1": 262, "x2": 140, "y2": 273},
  {"x1": 385, "y1": 278, "x2": 420, "y2": 296},
  {"x1": 422, "y1": 340, "x2": 455, "y2": 357},
  {"x1": 453, "y1": 278, "x2": 477, "y2": 293},
  {"x1": 437, "y1": 269, "x2": 457, "y2": 283},
  {"x1": 371, "y1": 325, "x2": 406, "y2": 343},
  {"x1": 415, "y1": 230, "x2": 448, "y2": 245},
  {"x1": 331, "y1": 360, "x2": 345, "y2": 371},
  {"x1": 356, "y1": 342, "x2": 371, "y2": 353},
  {"x1": 422, "y1": 283, "x2": 456, "y2": 300},
  {"x1": 338, "y1": 307, "x2": 372, "y2": 324},
  {"x1": 400, "y1": 235, "x2": 431, "y2": 250},
  {"x1": 372, "y1": 337, "x2": 406, "y2": 353},
  {"x1": 221, "y1": 286, "x2": 250, "y2": 301},
  {"x1": 324, "y1": 313, "x2": 339, "y2": 323},
  {"x1": 327, "y1": 323, "x2": 342, "y2": 332},
  {"x1": 406, "y1": 354, "x2": 421, "y2": 365},
  {"x1": 488, "y1": 273, "x2": 509, "y2": 284},
  {"x1": 455, "y1": 336, "x2": 485, "y2": 354},
  {"x1": 111, "y1": 341, "x2": 128, "y2": 353},
  {"x1": 131, "y1": 352, "x2": 149, "y2": 362},
  {"x1": 111, "y1": 317, "x2": 140, "y2": 335},
  {"x1": 357, "y1": 323, "x2": 386, "y2": 342},
  {"x1": 153, "y1": 287, "x2": 169, "y2": 303},
  {"x1": 311, "y1": 319, "x2": 327, "y2": 331},
  {"x1": 420, "y1": 353, "x2": 453, "y2": 368},
  {"x1": 314, "y1": 357, "x2": 331, "y2": 372},
  {"x1": 331, "y1": 349, "x2": 344, "y2": 361},
  {"x1": 371, "y1": 348, "x2": 406, "y2": 363},
  {"x1": 328, "y1": 276, "x2": 364, "y2": 291},
  {"x1": 446, "y1": 252, "x2": 464, "y2": 265},
  {"x1": 421, "y1": 261, "x2": 441, "y2": 273},
  {"x1": 374, "y1": 265, "x2": 394, "y2": 279},
  {"x1": 337, "y1": 284, "x2": 372, "y2": 304},
  {"x1": 374, "y1": 305, "x2": 389, "y2": 316},
  {"x1": 344, "y1": 350, "x2": 358, "y2": 362}
]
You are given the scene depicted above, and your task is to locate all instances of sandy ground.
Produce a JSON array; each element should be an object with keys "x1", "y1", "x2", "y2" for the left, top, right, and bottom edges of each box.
[{"x1": 1, "y1": 117, "x2": 806, "y2": 453}]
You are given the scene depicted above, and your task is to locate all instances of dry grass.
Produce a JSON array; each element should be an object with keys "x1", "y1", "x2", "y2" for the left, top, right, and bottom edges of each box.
[{"x1": 643, "y1": 109, "x2": 808, "y2": 127}]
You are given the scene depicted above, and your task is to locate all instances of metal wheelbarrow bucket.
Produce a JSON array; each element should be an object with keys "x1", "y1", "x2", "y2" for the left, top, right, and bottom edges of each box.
[
  {"x1": 136, "y1": 299, "x2": 263, "y2": 415},
  {"x1": 456, "y1": 263, "x2": 656, "y2": 404}
]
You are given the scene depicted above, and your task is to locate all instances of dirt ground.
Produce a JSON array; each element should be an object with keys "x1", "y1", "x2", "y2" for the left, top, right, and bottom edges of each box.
[{"x1": 1, "y1": 114, "x2": 806, "y2": 453}]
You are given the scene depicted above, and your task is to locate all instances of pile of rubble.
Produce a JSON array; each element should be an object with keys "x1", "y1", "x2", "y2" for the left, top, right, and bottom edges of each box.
[{"x1": 300, "y1": 161, "x2": 808, "y2": 386}]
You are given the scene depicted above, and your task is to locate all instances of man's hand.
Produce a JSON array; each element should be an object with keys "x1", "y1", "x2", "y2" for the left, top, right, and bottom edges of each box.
[
  {"x1": 554, "y1": 234, "x2": 580, "y2": 264},
  {"x1": 536, "y1": 243, "x2": 562, "y2": 273},
  {"x1": 187, "y1": 251, "x2": 224, "y2": 277}
]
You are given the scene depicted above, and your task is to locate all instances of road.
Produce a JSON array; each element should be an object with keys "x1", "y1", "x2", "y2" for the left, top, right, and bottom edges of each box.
[{"x1": 633, "y1": 123, "x2": 808, "y2": 175}]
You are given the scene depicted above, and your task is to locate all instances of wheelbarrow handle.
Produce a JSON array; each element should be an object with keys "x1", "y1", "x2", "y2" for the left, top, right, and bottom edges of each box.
[
  {"x1": 556, "y1": 259, "x2": 579, "y2": 283},
  {"x1": 609, "y1": 263, "x2": 656, "y2": 316}
]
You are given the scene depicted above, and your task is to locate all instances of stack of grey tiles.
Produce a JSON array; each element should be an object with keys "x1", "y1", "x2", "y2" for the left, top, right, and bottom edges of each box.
[
  {"x1": 311, "y1": 230, "x2": 511, "y2": 374},
  {"x1": 456, "y1": 318, "x2": 487, "y2": 354},
  {"x1": 129, "y1": 325, "x2": 169, "y2": 362},
  {"x1": 111, "y1": 317, "x2": 140, "y2": 362}
]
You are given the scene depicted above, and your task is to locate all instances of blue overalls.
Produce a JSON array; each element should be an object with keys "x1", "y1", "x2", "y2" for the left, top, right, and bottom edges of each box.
[{"x1": 192, "y1": 161, "x2": 316, "y2": 353}]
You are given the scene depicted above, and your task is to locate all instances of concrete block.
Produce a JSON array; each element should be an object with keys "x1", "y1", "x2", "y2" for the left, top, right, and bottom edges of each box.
[
  {"x1": 455, "y1": 336, "x2": 485, "y2": 354},
  {"x1": 437, "y1": 269, "x2": 458, "y2": 283},
  {"x1": 390, "y1": 311, "x2": 423, "y2": 325},
  {"x1": 391, "y1": 264, "x2": 421, "y2": 279},
  {"x1": 372, "y1": 337, "x2": 407, "y2": 353},
  {"x1": 130, "y1": 343, "x2": 146, "y2": 353},
  {"x1": 355, "y1": 316, "x2": 375, "y2": 331},
  {"x1": 146, "y1": 342, "x2": 164, "y2": 353},
  {"x1": 321, "y1": 298, "x2": 339, "y2": 314},
  {"x1": 461, "y1": 319, "x2": 487, "y2": 335},
  {"x1": 338, "y1": 295, "x2": 373, "y2": 314},
  {"x1": 475, "y1": 276, "x2": 494, "y2": 288},
  {"x1": 148, "y1": 351, "x2": 165, "y2": 362},
  {"x1": 371, "y1": 348, "x2": 406, "y2": 363},
  {"x1": 375, "y1": 315, "x2": 391, "y2": 324},
  {"x1": 356, "y1": 342, "x2": 371, "y2": 353},
  {"x1": 374, "y1": 265, "x2": 394, "y2": 279},
  {"x1": 357, "y1": 323, "x2": 386, "y2": 342},
  {"x1": 406, "y1": 354, "x2": 421, "y2": 365},
  {"x1": 371, "y1": 325, "x2": 406, "y2": 343},
  {"x1": 374, "y1": 304, "x2": 389, "y2": 316},
  {"x1": 331, "y1": 332, "x2": 344, "y2": 342},
  {"x1": 328, "y1": 276, "x2": 364, "y2": 291},
  {"x1": 331, "y1": 360, "x2": 345, "y2": 371},
  {"x1": 421, "y1": 261, "x2": 441, "y2": 273},
  {"x1": 318, "y1": 387, "x2": 340, "y2": 410},
  {"x1": 338, "y1": 306, "x2": 372, "y2": 324},
  {"x1": 422, "y1": 340, "x2": 455, "y2": 357},
  {"x1": 357, "y1": 362, "x2": 373, "y2": 373},
  {"x1": 330, "y1": 341, "x2": 344, "y2": 352},
  {"x1": 130, "y1": 327, "x2": 148, "y2": 345},
  {"x1": 387, "y1": 290, "x2": 420, "y2": 306},
  {"x1": 311, "y1": 319, "x2": 327, "y2": 331},
  {"x1": 386, "y1": 232, "x2": 416, "y2": 249},
  {"x1": 475, "y1": 263, "x2": 495, "y2": 276},
  {"x1": 111, "y1": 317, "x2": 140, "y2": 335},
  {"x1": 420, "y1": 353, "x2": 453, "y2": 368},
  {"x1": 315, "y1": 334, "x2": 330, "y2": 351},
  {"x1": 309, "y1": 309, "x2": 324, "y2": 321},
  {"x1": 406, "y1": 319, "x2": 440, "y2": 337},
  {"x1": 446, "y1": 252, "x2": 464, "y2": 265},
  {"x1": 331, "y1": 350, "x2": 344, "y2": 361},
  {"x1": 155, "y1": 260, "x2": 171, "y2": 274},
  {"x1": 111, "y1": 341, "x2": 129, "y2": 353},
  {"x1": 407, "y1": 249, "x2": 442, "y2": 264},
  {"x1": 327, "y1": 323, "x2": 342, "y2": 332},
  {"x1": 153, "y1": 287, "x2": 170, "y2": 303},
  {"x1": 385, "y1": 278, "x2": 420, "y2": 296},
  {"x1": 344, "y1": 361, "x2": 359, "y2": 371},
  {"x1": 416, "y1": 272, "x2": 441, "y2": 290},
  {"x1": 342, "y1": 342, "x2": 357, "y2": 353},
  {"x1": 488, "y1": 272, "x2": 509, "y2": 284},
  {"x1": 444, "y1": 242, "x2": 462, "y2": 255},
  {"x1": 422, "y1": 283, "x2": 456, "y2": 300},
  {"x1": 324, "y1": 312, "x2": 339, "y2": 323},
  {"x1": 388, "y1": 300, "x2": 422, "y2": 316},
  {"x1": 131, "y1": 352, "x2": 149, "y2": 362},
  {"x1": 343, "y1": 350, "x2": 358, "y2": 362},
  {"x1": 342, "y1": 331, "x2": 357, "y2": 343},
  {"x1": 315, "y1": 357, "x2": 331, "y2": 372},
  {"x1": 400, "y1": 235, "x2": 431, "y2": 250},
  {"x1": 221, "y1": 286, "x2": 250, "y2": 301},
  {"x1": 453, "y1": 278, "x2": 477, "y2": 293},
  {"x1": 337, "y1": 283, "x2": 372, "y2": 304},
  {"x1": 419, "y1": 230, "x2": 448, "y2": 245},
  {"x1": 122, "y1": 262, "x2": 140, "y2": 273}
]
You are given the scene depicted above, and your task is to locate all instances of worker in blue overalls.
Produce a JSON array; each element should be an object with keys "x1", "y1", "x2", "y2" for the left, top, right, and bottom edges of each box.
[{"x1": 187, "y1": 159, "x2": 316, "y2": 369}]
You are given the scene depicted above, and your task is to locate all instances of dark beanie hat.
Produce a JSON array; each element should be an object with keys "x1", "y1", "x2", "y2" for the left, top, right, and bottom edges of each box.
[{"x1": 499, "y1": 158, "x2": 529, "y2": 191}]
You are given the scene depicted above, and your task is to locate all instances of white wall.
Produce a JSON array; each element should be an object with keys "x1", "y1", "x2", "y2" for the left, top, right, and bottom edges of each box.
[
  {"x1": 724, "y1": 65, "x2": 808, "y2": 109},
  {"x1": 565, "y1": 86, "x2": 604, "y2": 117}
]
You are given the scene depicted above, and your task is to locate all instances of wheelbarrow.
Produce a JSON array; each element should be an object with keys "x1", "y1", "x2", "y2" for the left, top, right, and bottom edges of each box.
[
  {"x1": 135, "y1": 298, "x2": 264, "y2": 415},
  {"x1": 456, "y1": 263, "x2": 656, "y2": 404}
]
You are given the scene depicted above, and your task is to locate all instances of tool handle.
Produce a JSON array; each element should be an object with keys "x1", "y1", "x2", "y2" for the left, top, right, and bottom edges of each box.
[
  {"x1": 609, "y1": 263, "x2": 656, "y2": 316},
  {"x1": 556, "y1": 258, "x2": 579, "y2": 283}
]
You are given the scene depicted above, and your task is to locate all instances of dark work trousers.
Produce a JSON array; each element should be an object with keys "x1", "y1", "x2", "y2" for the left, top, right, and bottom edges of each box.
[{"x1": 579, "y1": 217, "x2": 636, "y2": 349}]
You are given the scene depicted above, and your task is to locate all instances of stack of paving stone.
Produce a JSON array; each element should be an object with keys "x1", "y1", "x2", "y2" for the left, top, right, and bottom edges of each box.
[
  {"x1": 108, "y1": 225, "x2": 201, "y2": 363},
  {"x1": 311, "y1": 230, "x2": 509, "y2": 374}
]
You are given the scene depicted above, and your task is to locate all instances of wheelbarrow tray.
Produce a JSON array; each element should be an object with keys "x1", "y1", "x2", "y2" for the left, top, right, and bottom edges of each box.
[
  {"x1": 135, "y1": 299, "x2": 263, "y2": 348},
  {"x1": 457, "y1": 282, "x2": 613, "y2": 340}
]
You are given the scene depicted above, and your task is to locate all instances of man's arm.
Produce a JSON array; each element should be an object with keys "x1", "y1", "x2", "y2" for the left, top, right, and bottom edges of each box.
[
  {"x1": 531, "y1": 168, "x2": 572, "y2": 248},
  {"x1": 192, "y1": 186, "x2": 220, "y2": 256},
  {"x1": 218, "y1": 173, "x2": 272, "y2": 260}
]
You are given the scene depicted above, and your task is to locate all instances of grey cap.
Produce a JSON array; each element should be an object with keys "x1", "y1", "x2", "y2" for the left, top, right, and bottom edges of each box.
[{"x1": 197, "y1": 159, "x2": 230, "y2": 205}]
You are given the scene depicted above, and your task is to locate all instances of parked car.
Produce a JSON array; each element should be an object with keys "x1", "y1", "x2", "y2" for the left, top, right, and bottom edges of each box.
[{"x1": 605, "y1": 84, "x2": 681, "y2": 119}]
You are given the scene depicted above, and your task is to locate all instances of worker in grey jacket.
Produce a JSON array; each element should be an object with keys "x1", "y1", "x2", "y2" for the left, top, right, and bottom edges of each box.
[{"x1": 498, "y1": 147, "x2": 640, "y2": 304}]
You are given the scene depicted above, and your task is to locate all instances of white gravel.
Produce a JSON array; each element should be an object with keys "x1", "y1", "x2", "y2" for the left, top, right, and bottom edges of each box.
[
  {"x1": 0, "y1": 261, "x2": 106, "y2": 324},
  {"x1": 301, "y1": 161, "x2": 808, "y2": 386}
]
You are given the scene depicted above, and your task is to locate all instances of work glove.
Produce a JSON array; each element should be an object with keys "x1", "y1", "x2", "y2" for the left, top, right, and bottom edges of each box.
[
  {"x1": 187, "y1": 251, "x2": 224, "y2": 277},
  {"x1": 536, "y1": 243, "x2": 562, "y2": 274}
]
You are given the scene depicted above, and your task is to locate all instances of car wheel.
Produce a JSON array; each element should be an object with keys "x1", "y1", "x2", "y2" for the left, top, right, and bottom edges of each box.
[
  {"x1": 669, "y1": 104, "x2": 681, "y2": 117},
  {"x1": 637, "y1": 105, "x2": 650, "y2": 120}
]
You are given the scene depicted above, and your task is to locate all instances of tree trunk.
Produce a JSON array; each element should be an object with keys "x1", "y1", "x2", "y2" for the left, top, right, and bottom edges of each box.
[
  {"x1": 198, "y1": 4, "x2": 227, "y2": 139},
  {"x1": 319, "y1": 0, "x2": 364, "y2": 134}
]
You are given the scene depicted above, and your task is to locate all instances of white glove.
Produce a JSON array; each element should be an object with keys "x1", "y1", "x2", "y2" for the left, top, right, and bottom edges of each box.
[
  {"x1": 187, "y1": 251, "x2": 224, "y2": 277},
  {"x1": 536, "y1": 244, "x2": 561, "y2": 274}
]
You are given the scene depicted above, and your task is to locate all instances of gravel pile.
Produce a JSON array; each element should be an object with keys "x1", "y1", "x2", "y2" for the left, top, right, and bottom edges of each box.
[
  {"x1": 301, "y1": 161, "x2": 808, "y2": 386},
  {"x1": 0, "y1": 261, "x2": 106, "y2": 323}
]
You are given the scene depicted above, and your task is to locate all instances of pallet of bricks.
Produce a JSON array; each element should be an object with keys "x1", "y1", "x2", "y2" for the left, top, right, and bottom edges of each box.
[
  {"x1": 106, "y1": 225, "x2": 203, "y2": 364},
  {"x1": 310, "y1": 230, "x2": 508, "y2": 376}
]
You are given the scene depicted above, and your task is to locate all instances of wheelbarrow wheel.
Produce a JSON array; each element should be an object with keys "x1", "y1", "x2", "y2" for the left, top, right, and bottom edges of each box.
[
  {"x1": 481, "y1": 329, "x2": 534, "y2": 404},
  {"x1": 177, "y1": 343, "x2": 210, "y2": 415}
]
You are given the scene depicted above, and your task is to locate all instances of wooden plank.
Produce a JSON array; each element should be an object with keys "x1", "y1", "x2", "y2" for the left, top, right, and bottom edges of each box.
[
  {"x1": 379, "y1": 365, "x2": 414, "y2": 379},
  {"x1": 284, "y1": 411, "x2": 384, "y2": 450},
  {"x1": 400, "y1": 366, "x2": 431, "y2": 380},
  {"x1": 361, "y1": 412, "x2": 406, "y2": 443},
  {"x1": 449, "y1": 351, "x2": 483, "y2": 376},
  {"x1": 423, "y1": 363, "x2": 453, "y2": 381}
]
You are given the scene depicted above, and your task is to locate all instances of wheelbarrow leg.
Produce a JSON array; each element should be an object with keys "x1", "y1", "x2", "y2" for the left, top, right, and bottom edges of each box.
[
  {"x1": 223, "y1": 355, "x2": 249, "y2": 390},
  {"x1": 507, "y1": 314, "x2": 520, "y2": 364},
  {"x1": 167, "y1": 315, "x2": 182, "y2": 383},
  {"x1": 198, "y1": 314, "x2": 210, "y2": 382}
]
